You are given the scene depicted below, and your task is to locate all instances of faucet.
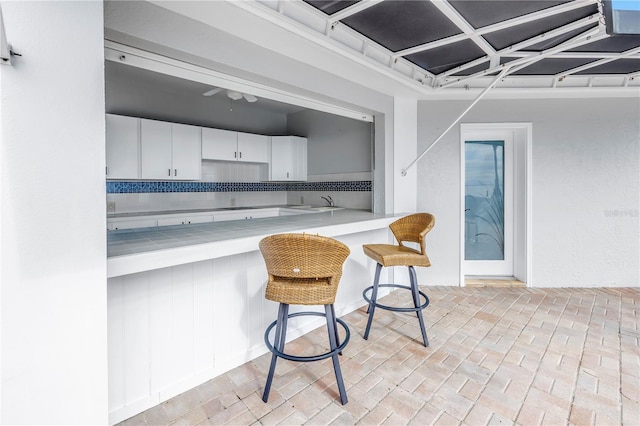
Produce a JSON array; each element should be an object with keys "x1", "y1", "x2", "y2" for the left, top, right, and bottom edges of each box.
[{"x1": 321, "y1": 195, "x2": 334, "y2": 207}]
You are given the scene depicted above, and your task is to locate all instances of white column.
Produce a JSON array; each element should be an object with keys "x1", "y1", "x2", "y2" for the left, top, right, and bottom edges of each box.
[
  {"x1": 0, "y1": 2, "x2": 108, "y2": 424},
  {"x1": 393, "y1": 97, "x2": 418, "y2": 213}
]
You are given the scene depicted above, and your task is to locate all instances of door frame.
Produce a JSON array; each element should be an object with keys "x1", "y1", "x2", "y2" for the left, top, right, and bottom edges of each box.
[{"x1": 459, "y1": 123, "x2": 532, "y2": 286}]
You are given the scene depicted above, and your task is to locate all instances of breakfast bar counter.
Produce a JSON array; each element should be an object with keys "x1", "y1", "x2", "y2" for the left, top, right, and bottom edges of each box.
[
  {"x1": 107, "y1": 209, "x2": 398, "y2": 278},
  {"x1": 107, "y1": 208, "x2": 400, "y2": 424}
]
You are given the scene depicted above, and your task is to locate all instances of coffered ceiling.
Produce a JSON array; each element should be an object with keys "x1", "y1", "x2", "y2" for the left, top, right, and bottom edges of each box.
[{"x1": 238, "y1": 0, "x2": 640, "y2": 94}]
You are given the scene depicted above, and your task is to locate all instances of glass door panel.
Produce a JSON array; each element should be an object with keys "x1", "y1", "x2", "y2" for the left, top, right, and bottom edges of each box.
[
  {"x1": 465, "y1": 141, "x2": 505, "y2": 260},
  {"x1": 463, "y1": 133, "x2": 513, "y2": 277}
]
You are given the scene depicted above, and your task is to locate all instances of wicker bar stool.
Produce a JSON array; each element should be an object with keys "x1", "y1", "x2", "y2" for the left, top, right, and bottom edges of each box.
[
  {"x1": 259, "y1": 233, "x2": 351, "y2": 405},
  {"x1": 362, "y1": 213, "x2": 435, "y2": 347}
]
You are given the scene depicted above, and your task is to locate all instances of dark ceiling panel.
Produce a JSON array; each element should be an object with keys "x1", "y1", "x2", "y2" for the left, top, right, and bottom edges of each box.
[
  {"x1": 450, "y1": 0, "x2": 570, "y2": 29},
  {"x1": 509, "y1": 57, "x2": 597, "y2": 75},
  {"x1": 341, "y1": 0, "x2": 461, "y2": 52},
  {"x1": 298, "y1": 0, "x2": 640, "y2": 80},
  {"x1": 575, "y1": 59, "x2": 640, "y2": 74},
  {"x1": 303, "y1": 0, "x2": 359, "y2": 15},
  {"x1": 569, "y1": 35, "x2": 640, "y2": 53},
  {"x1": 484, "y1": 5, "x2": 597, "y2": 50},
  {"x1": 405, "y1": 39, "x2": 486, "y2": 75}
]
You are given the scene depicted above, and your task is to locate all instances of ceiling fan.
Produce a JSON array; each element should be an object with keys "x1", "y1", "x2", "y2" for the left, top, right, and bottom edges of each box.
[{"x1": 203, "y1": 87, "x2": 257, "y2": 103}]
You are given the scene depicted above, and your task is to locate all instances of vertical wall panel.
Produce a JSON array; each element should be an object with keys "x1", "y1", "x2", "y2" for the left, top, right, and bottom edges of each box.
[
  {"x1": 193, "y1": 260, "x2": 215, "y2": 372},
  {"x1": 171, "y1": 264, "x2": 196, "y2": 382},
  {"x1": 246, "y1": 251, "x2": 268, "y2": 353},
  {"x1": 123, "y1": 273, "x2": 151, "y2": 404},
  {"x1": 107, "y1": 277, "x2": 125, "y2": 411},
  {"x1": 149, "y1": 269, "x2": 173, "y2": 394}
]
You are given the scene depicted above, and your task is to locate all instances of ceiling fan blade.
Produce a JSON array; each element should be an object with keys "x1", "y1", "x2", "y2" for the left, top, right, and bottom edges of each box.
[
  {"x1": 202, "y1": 87, "x2": 223, "y2": 96},
  {"x1": 243, "y1": 94, "x2": 258, "y2": 103}
]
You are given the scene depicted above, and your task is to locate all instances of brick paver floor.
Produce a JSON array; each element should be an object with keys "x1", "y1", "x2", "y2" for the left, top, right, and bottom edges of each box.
[{"x1": 119, "y1": 286, "x2": 639, "y2": 425}]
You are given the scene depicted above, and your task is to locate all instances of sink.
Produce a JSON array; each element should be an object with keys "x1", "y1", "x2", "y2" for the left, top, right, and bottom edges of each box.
[{"x1": 309, "y1": 206, "x2": 344, "y2": 211}]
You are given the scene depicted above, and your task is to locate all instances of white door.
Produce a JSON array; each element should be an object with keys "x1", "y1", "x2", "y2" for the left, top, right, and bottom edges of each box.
[
  {"x1": 171, "y1": 123, "x2": 201, "y2": 180},
  {"x1": 140, "y1": 119, "x2": 172, "y2": 179},
  {"x1": 237, "y1": 132, "x2": 269, "y2": 163},
  {"x1": 201, "y1": 128, "x2": 238, "y2": 161},
  {"x1": 462, "y1": 129, "x2": 514, "y2": 277},
  {"x1": 106, "y1": 114, "x2": 139, "y2": 179}
]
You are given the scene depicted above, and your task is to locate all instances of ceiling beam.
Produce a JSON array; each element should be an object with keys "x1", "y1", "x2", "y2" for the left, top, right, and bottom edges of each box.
[
  {"x1": 430, "y1": 0, "x2": 496, "y2": 57},
  {"x1": 438, "y1": 25, "x2": 608, "y2": 88},
  {"x1": 556, "y1": 45, "x2": 640, "y2": 78},
  {"x1": 329, "y1": 0, "x2": 383, "y2": 23},
  {"x1": 440, "y1": 13, "x2": 601, "y2": 78},
  {"x1": 396, "y1": 0, "x2": 598, "y2": 58}
]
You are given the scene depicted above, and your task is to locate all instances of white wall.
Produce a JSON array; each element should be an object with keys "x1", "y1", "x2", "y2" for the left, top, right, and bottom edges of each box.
[
  {"x1": 393, "y1": 97, "x2": 418, "y2": 213},
  {"x1": 417, "y1": 97, "x2": 639, "y2": 287},
  {"x1": 287, "y1": 109, "x2": 372, "y2": 175},
  {"x1": 0, "y1": 2, "x2": 108, "y2": 424}
]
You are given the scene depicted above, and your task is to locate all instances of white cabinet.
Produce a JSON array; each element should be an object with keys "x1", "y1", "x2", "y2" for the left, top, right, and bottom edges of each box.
[
  {"x1": 237, "y1": 132, "x2": 269, "y2": 163},
  {"x1": 141, "y1": 119, "x2": 201, "y2": 180},
  {"x1": 171, "y1": 123, "x2": 202, "y2": 180},
  {"x1": 108, "y1": 218, "x2": 157, "y2": 230},
  {"x1": 202, "y1": 129, "x2": 269, "y2": 163},
  {"x1": 270, "y1": 136, "x2": 307, "y2": 181},
  {"x1": 157, "y1": 215, "x2": 213, "y2": 226},
  {"x1": 106, "y1": 114, "x2": 139, "y2": 179},
  {"x1": 201, "y1": 128, "x2": 237, "y2": 161}
]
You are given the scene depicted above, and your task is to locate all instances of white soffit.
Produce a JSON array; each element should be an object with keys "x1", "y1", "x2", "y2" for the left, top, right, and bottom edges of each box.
[{"x1": 104, "y1": 41, "x2": 374, "y2": 122}]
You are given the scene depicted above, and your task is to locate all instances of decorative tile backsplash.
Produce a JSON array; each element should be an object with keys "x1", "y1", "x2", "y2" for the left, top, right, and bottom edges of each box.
[{"x1": 106, "y1": 180, "x2": 372, "y2": 194}]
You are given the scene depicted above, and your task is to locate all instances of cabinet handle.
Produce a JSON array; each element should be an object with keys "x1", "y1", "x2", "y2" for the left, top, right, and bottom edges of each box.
[
  {"x1": 106, "y1": 166, "x2": 108, "y2": 176},
  {"x1": 239, "y1": 152, "x2": 242, "y2": 159},
  {"x1": 168, "y1": 169, "x2": 171, "y2": 176},
  {"x1": 234, "y1": 151, "x2": 237, "y2": 158},
  {"x1": 287, "y1": 172, "x2": 289, "y2": 178},
  {"x1": 174, "y1": 169, "x2": 177, "y2": 176}
]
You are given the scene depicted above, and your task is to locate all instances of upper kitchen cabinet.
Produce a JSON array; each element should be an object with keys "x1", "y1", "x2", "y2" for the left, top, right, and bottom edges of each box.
[
  {"x1": 237, "y1": 132, "x2": 269, "y2": 163},
  {"x1": 171, "y1": 123, "x2": 202, "y2": 180},
  {"x1": 141, "y1": 119, "x2": 201, "y2": 180},
  {"x1": 106, "y1": 114, "x2": 139, "y2": 179},
  {"x1": 202, "y1": 128, "x2": 269, "y2": 163},
  {"x1": 270, "y1": 136, "x2": 307, "y2": 181},
  {"x1": 201, "y1": 128, "x2": 237, "y2": 161}
]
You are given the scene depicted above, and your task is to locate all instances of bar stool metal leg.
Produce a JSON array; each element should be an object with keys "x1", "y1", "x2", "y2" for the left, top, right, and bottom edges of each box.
[
  {"x1": 263, "y1": 303, "x2": 289, "y2": 402},
  {"x1": 408, "y1": 266, "x2": 429, "y2": 347},
  {"x1": 325, "y1": 304, "x2": 348, "y2": 405},
  {"x1": 364, "y1": 263, "x2": 382, "y2": 340}
]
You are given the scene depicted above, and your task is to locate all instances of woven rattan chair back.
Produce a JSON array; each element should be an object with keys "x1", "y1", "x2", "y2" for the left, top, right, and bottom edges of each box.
[
  {"x1": 259, "y1": 233, "x2": 351, "y2": 305},
  {"x1": 389, "y1": 213, "x2": 435, "y2": 256}
]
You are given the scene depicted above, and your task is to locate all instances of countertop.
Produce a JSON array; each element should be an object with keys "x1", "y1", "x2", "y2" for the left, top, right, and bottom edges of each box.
[
  {"x1": 107, "y1": 209, "x2": 399, "y2": 278},
  {"x1": 106, "y1": 205, "x2": 297, "y2": 219}
]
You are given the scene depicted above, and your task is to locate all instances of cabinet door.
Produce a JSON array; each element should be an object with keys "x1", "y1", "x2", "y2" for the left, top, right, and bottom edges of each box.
[
  {"x1": 157, "y1": 217, "x2": 186, "y2": 227},
  {"x1": 292, "y1": 136, "x2": 307, "y2": 181},
  {"x1": 172, "y1": 123, "x2": 201, "y2": 180},
  {"x1": 237, "y1": 132, "x2": 269, "y2": 163},
  {"x1": 270, "y1": 136, "x2": 307, "y2": 181},
  {"x1": 141, "y1": 119, "x2": 172, "y2": 179},
  {"x1": 109, "y1": 218, "x2": 157, "y2": 230},
  {"x1": 184, "y1": 215, "x2": 213, "y2": 224},
  {"x1": 213, "y1": 212, "x2": 248, "y2": 222},
  {"x1": 106, "y1": 114, "x2": 139, "y2": 179},
  {"x1": 270, "y1": 137, "x2": 295, "y2": 181},
  {"x1": 202, "y1": 128, "x2": 237, "y2": 161}
]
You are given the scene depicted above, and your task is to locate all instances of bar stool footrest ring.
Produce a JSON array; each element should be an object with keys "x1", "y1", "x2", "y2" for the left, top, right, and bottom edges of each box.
[
  {"x1": 264, "y1": 311, "x2": 350, "y2": 363},
  {"x1": 363, "y1": 284, "x2": 430, "y2": 313}
]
